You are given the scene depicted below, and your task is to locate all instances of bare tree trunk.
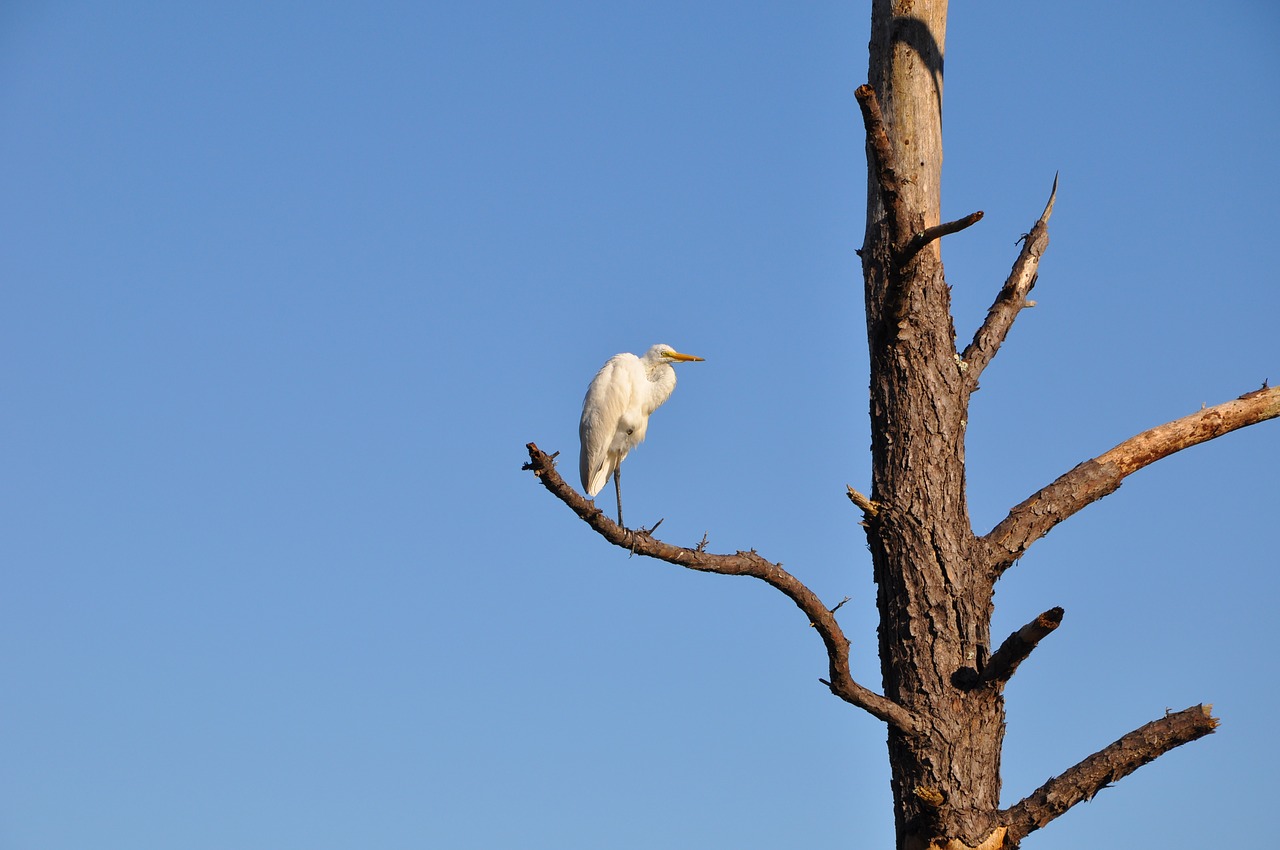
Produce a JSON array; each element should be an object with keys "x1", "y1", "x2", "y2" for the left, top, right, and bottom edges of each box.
[
  {"x1": 856, "y1": 2, "x2": 1230, "y2": 848},
  {"x1": 859, "y1": 3, "x2": 1005, "y2": 846},
  {"x1": 526, "y1": 2, "x2": 1280, "y2": 847}
]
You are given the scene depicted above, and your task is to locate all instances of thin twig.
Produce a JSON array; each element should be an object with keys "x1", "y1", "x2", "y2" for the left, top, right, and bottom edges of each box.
[
  {"x1": 810, "y1": 596, "x2": 852, "y2": 628},
  {"x1": 640, "y1": 518, "x2": 665, "y2": 536}
]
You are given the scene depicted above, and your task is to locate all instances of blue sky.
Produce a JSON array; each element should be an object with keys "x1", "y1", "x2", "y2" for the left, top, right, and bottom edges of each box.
[{"x1": 3, "y1": 2, "x2": 1278, "y2": 848}]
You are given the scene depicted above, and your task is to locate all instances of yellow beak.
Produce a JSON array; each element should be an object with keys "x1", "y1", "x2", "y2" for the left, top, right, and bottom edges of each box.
[{"x1": 666, "y1": 350, "x2": 705, "y2": 362}]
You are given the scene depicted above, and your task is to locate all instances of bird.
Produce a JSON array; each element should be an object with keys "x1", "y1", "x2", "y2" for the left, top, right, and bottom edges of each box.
[{"x1": 579, "y1": 344, "x2": 704, "y2": 527}]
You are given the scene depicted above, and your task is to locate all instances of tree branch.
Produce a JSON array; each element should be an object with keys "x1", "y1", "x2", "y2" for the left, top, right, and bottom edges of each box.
[
  {"x1": 979, "y1": 607, "x2": 1063, "y2": 687},
  {"x1": 1000, "y1": 704, "x2": 1219, "y2": 844},
  {"x1": 902, "y1": 210, "x2": 984, "y2": 261},
  {"x1": 983, "y1": 384, "x2": 1280, "y2": 575},
  {"x1": 846, "y1": 484, "x2": 880, "y2": 520},
  {"x1": 522, "y1": 442, "x2": 920, "y2": 734},
  {"x1": 961, "y1": 173, "x2": 1058, "y2": 391},
  {"x1": 855, "y1": 83, "x2": 909, "y2": 247}
]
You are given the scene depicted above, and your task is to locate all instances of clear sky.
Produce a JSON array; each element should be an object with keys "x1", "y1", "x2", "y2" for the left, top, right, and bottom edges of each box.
[{"x1": 3, "y1": 2, "x2": 1278, "y2": 848}]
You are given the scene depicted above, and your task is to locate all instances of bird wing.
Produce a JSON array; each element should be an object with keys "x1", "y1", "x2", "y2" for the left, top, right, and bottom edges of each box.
[{"x1": 579, "y1": 354, "x2": 640, "y2": 496}]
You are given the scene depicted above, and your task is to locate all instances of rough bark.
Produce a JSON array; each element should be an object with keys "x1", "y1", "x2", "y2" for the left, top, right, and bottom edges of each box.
[{"x1": 860, "y1": 3, "x2": 1006, "y2": 846}]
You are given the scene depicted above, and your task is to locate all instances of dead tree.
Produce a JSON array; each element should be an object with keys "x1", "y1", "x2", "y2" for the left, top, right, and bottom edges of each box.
[{"x1": 524, "y1": 2, "x2": 1279, "y2": 848}]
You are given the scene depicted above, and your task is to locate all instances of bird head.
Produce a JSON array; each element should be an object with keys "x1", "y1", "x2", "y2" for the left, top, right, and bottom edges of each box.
[{"x1": 647, "y1": 344, "x2": 704, "y2": 364}]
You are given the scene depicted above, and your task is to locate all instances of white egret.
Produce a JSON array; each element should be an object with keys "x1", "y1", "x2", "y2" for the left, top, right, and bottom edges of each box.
[{"x1": 579, "y1": 344, "x2": 704, "y2": 527}]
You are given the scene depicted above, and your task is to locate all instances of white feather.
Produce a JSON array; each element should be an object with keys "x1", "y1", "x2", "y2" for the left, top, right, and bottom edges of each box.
[{"x1": 578, "y1": 344, "x2": 702, "y2": 505}]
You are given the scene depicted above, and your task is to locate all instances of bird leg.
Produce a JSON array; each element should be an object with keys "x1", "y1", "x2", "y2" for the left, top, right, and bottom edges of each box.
[{"x1": 614, "y1": 463, "x2": 625, "y2": 527}]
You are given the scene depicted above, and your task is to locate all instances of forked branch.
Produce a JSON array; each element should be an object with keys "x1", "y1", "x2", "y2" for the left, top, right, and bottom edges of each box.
[
  {"x1": 961, "y1": 174, "x2": 1058, "y2": 391},
  {"x1": 522, "y1": 442, "x2": 919, "y2": 733},
  {"x1": 984, "y1": 384, "x2": 1280, "y2": 575},
  {"x1": 1000, "y1": 704, "x2": 1219, "y2": 843}
]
